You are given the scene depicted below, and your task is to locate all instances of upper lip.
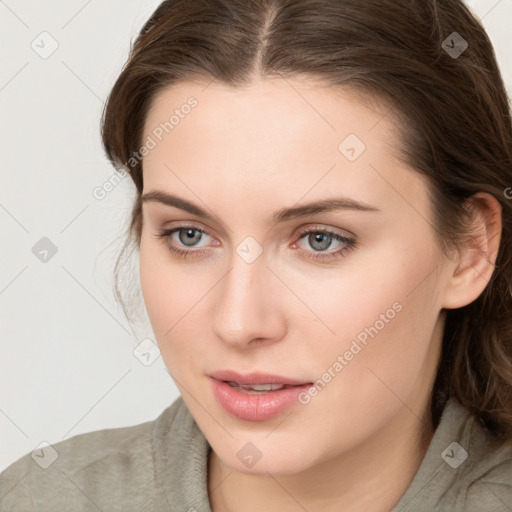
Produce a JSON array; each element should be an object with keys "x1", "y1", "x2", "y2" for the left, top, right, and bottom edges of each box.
[{"x1": 209, "y1": 370, "x2": 312, "y2": 386}]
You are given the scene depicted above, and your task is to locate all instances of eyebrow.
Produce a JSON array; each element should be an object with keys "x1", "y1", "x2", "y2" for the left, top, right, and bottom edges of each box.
[{"x1": 141, "y1": 190, "x2": 381, "y2": 225}]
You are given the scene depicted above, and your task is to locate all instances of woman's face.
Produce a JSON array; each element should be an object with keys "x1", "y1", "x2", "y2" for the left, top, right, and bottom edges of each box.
[{"x1": 139, "y1": 78, "x2": 453, "y2": 475}]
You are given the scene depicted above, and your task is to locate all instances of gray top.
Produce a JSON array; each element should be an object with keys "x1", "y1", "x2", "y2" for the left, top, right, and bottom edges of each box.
[{"x1": 1, "y1": 396, "x2": 511, "y2": 511}]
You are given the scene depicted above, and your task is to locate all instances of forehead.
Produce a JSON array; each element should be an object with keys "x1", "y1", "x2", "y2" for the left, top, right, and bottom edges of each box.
[
  {"x1": 142, "y1": 78, "x2": 398, "y2": 171},
  {"x1": 142, "y1": 77, "x2": 398, "y2": 148},
  {"x1": 140, "y1": 78, "x2": 429, "y2": 223}
]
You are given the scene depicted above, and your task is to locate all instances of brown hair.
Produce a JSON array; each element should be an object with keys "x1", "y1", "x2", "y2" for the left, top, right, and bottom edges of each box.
[{"x1": 100, "y1": 0, "x2": 512, "y2": 448}]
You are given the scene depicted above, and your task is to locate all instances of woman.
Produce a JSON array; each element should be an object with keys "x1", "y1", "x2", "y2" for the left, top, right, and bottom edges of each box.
[{"x1": 1, "y1": 0, "x2": 512, "y2": 510}]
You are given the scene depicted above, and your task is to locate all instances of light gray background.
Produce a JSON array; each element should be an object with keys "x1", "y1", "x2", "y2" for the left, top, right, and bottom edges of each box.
[{"x1": 1, "y1": 0, "x2": 511, "y2": 472}]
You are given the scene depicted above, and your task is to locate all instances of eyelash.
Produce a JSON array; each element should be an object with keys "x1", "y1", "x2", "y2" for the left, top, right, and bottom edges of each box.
[{"x1": 155, "y1": 224, "x2": 357, "y2": 262}]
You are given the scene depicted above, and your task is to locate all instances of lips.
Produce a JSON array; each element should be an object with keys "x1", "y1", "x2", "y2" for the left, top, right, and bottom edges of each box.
[
  {"x1": 209, "y1": 369, "x2": 311, "y2": 387},
  {"x1": 210, "y1": 377, "x2": 314, "y2": 421},
  {"x1": 226, "y1": 382, "x2": 297, "y2": 393},
  {"x1": 208, "y1": 370, "x2": 314, "y2": 420}
]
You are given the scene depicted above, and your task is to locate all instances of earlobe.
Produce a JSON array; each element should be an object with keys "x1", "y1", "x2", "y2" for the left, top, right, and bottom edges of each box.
[{"x1": 442, "y1": 192, "x2": 502, "y2": 310}]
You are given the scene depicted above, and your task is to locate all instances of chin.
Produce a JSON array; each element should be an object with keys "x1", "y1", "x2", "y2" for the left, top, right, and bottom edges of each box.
[
  {"x1": 212, "y1": 433, "x2": 321, "y2": 477},
  {"x1": 223, "y1": 453, "x2": 309, "y2": 476}
]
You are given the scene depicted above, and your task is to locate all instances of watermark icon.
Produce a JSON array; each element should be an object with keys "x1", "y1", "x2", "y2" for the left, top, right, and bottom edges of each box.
[
  {"x1": 237, "y1": 442, "x2": 263, "y2": 468},
  {"x1": 442, "y1": 32, "x2": 468, "y2": 59},
  {"x1": 441, "y1": 441, "x2": 468, "y2": 469},
  {"x1": 338, "y1": 133, "x2": 366, "y2": 162},
  {"x1": 92, "y1": 96, "x2": 198, "y2": 201},
  {"x1": 236, "y1": 236, "x2": 264, "y2": 264},
  {"x1": 133, "y1": 338, "x2": 161, "y2": 366},
  {"x1": 31, "y1": 441, "x2": 59, "y2": 469},
  {"x1": 32, "y1": 237, "x2": 58, "y2": 263},
  {"x1": 31, "y1": 31, "x2": 59, "y2": 60},
  {"x1": 298, "y1": 301, "x2": 403, "y2": 404}
]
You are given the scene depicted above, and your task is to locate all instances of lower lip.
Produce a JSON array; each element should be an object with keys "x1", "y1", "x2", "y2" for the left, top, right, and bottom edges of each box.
[{"x1": 210, "y1": 378, "x2": 313, "y2": 421}]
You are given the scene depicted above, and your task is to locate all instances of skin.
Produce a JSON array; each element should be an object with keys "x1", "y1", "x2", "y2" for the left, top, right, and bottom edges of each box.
[{"x1": 138, "y1": 77, "x2": 502, "y2": 512}]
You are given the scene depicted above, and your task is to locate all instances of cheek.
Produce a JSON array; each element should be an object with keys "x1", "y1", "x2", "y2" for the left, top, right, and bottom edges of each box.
[
  {"x1": 139, "y1": 237, "x2": 186, "y2": 341},
  {"x1": 139, "y1": 237, "x2": 216, "y2": 368},
  {"x1": 292, "y1": 238, "x2": 434, "y2": 345},
  {"x1": 139, "y1": 238, "x2": 166, "y2": 329},
  {"x1": 302, "y1": 237, "x2": 442, "y2": 387}
]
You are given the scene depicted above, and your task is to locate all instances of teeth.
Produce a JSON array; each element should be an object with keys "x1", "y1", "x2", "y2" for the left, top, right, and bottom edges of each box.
[{"x1": 228, "y1": 382, "x2": 287, "y2": 392}]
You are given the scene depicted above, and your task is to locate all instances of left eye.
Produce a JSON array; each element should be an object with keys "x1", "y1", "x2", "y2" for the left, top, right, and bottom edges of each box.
[
  {"x1": 292, "y1": 227, "x2": 357, "y2": 261},
  {"x1": 155, "y1": 226, "x2": 215, "y2": 259},
  {"x1": 172, "y1": 227, "x2": 210, "y2": 247},
  {"x1": 295, "y1": 230, "x2": 346, "y2": 252}
]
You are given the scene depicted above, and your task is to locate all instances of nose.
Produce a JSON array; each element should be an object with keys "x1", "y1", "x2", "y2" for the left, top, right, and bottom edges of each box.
[{"x1": 211, "y1": 251, "x2": 287, "y2": 349}]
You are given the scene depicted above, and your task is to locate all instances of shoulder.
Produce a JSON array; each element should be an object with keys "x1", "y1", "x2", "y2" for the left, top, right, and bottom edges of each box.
[
  {"x1": 0, "y1": 399, "x2": 184, "y2": 512},
  {"x1": 460, "y1": 431, "x2": 512, "y2": 511},
  {"x1": 444, "y1": 401, "x2": 512, "y2": 511},
  {"x1": 394, "y1": 398, "x2": 512, "y2": 512}
]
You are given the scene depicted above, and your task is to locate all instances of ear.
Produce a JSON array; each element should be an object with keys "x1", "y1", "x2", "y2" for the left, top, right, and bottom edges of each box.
[{"x1": 442, "y1": 192, "x2": 502, "y2": 310}]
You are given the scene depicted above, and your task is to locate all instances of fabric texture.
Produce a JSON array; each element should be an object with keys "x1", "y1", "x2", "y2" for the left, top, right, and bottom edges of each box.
[{"x1": 1, "y1": 396, "x2": 511, "y2": 511}]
